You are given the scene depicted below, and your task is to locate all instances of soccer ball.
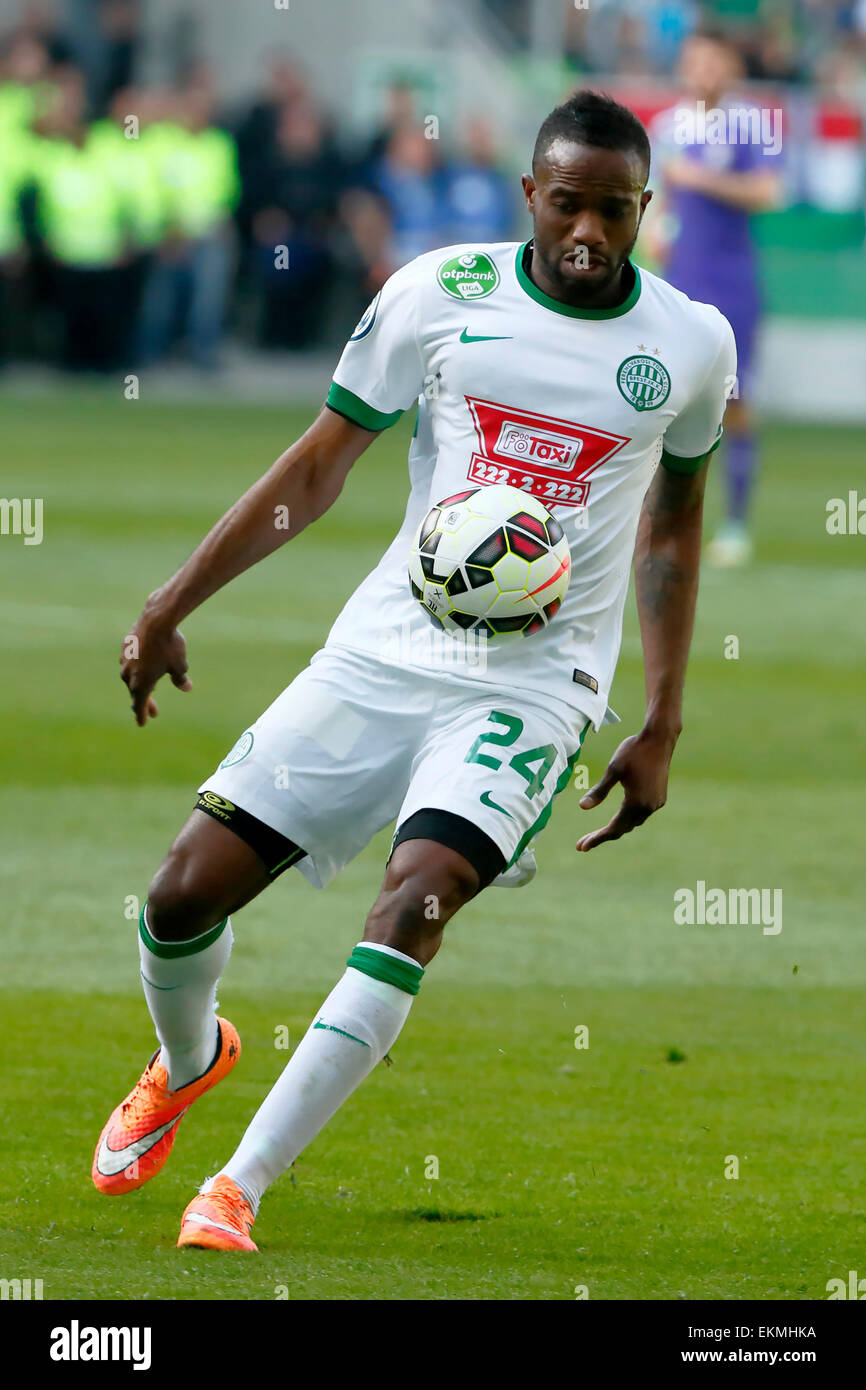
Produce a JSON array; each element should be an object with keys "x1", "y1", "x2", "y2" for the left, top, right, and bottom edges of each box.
[{"x1": 408, "y1": 484, "x2": 571, "y2": 638}]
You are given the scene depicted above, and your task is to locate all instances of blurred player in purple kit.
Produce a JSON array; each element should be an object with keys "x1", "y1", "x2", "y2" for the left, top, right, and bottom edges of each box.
[{"x1": 649, "y1": 26, "x2": 784, "y2": 566}]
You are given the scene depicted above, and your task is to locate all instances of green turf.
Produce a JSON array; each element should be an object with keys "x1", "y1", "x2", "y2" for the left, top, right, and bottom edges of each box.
[{"x1": 1, "y1": 394, "x2": 864, "y2": 1299}]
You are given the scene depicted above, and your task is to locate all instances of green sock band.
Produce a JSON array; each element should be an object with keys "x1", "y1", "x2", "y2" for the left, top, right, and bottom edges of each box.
[
  {"x1": 347, "y1": 944, "x2": 424, "y2": 996},
  {"x1": 139, "y1": 904, "x2": 228, "y2": 960}
]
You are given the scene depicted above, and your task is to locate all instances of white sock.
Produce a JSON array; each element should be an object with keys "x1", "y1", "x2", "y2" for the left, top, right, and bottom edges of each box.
[
  {"x1": 138, "y1": 904, "x2": 233, "y2": 1090},
  {"x1": 221, "y1": 942, "x2": 423, "y2": 1212}
]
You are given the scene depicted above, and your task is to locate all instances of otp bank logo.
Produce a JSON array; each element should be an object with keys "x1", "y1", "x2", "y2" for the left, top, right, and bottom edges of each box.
[{"x1": 466, "y1": 397, "x2": 629, "y2": 508}]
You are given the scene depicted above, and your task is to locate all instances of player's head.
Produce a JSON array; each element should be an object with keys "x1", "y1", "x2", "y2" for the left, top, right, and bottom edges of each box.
[
  {"x1": 523, "y1": 90, "x2": 652, "y2": 303},
  {"x1": 677, "y1": 25, "x2": 744, "y2": 105}
]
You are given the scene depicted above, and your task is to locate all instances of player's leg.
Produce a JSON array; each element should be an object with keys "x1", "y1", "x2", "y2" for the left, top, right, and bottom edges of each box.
[
  {"x1": 92, "y1": 803, "x2": 305, "y2": 1195},
  {"x1": 721, "y1": 396, "x2": 755, "y2": 517},
  {"x1": 97, "y1": 648, "x2": 426, "y2": 1202},
  {"x1": 179, "y1": 828, "x2": 496, "y2": 1250},
  {"x1": 179, "y1": 694, "x2": 585, "y2": 1249},
  {"x1": 139, "y1": 804, "x2": 300, "y2": 1086}
]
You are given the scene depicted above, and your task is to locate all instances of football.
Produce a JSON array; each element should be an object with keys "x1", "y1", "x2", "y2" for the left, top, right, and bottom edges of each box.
[{"x1": 408, "y1": 484, "x2": 571, "y2": 637}]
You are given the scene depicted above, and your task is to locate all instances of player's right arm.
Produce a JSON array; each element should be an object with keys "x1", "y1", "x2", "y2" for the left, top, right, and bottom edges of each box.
[
  {"x1": 124, "y1": 258, "x2": 426, "y2": 726},
  {"x1": 121, "y1": 407, "x2": 378, "y2": 726}
]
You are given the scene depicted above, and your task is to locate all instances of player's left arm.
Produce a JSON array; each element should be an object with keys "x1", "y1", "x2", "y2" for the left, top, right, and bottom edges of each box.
[
  {"x1": 577, "y1": 314, "x2": 736, "y2": 852},
  {"x1": 576, "y1": 460, "x2": 707, "y2": 852}
]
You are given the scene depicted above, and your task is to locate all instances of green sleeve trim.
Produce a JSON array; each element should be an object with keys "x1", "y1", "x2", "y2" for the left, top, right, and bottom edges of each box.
[
  {"x1": 139, "y1": 904, "x2": 228, "y2": 959},
  {"x1": 326, "y1": 382, "x2": 403, "y2": 432},
  {"x1": 660, "y1": 430, "x2": 723, "y2": 475},
  {"x1": 348, "y1": 944, "x2": 424, "y2": 996}
]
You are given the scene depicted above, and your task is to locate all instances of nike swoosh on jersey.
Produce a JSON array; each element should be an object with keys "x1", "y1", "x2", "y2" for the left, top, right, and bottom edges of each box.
[
  {"x1": 459, "y1": 328, "x2": 514, "y2": 343},
  {"x1": 181, "y1": 1211, "x2": 250, "y2": 1238},
  {"x1": 479, "y1": 790, "x2": 514, "y2": 818},
  {"x1": 95, "y1": 1112, "x2": 186, "y2": 1176}
]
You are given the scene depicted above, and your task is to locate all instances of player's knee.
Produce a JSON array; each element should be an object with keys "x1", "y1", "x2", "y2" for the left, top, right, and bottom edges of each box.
[
  {"x1": 146, "y1": 853, "x2": 226, "y2": 943},
  {"x1": 390, "y1": 845, "x2": 477, "y2": 918},
  {"x1": 364, "y1": 844, "x2": 479, "y2": 963}
]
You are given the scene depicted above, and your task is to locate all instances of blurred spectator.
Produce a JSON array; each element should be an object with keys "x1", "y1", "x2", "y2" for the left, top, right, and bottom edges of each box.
[
  {"x1": 0, "y1": 0, "x2": 864, "y2": 374},
  {"x1": 93, "y1": 0, "x2": 142, "y2": 114},
  {"x1": 87, "y1": 85, "x2": 166, "y2": 357},
  {"x1": 444, "y1": 116, "x2": 512, "y2": 244},
  {"x1": 135, "y1": 71, "x2": 239, "y2": 369},
  {"x1": 334, "y1": 185, "x2": 392, "y2": 301},
  {"x1": 364, "y1": 80, "x2": 418, "y2": 169},
  {"x1": 0, "y1": 28, "x2": 56, "y2": 129},
  {"x1": 88, "y1": 85, "x2": 165, "y2": 253},
  {"x1": 649, "y1": 25, "x2": 784, "y2": 565},
  {"x1": 374, "y1": 125, "x2": 447, "y2": 266},
  {"x1": 10, "y1": 0, "x2": 71, "y2": 66},
  {"x1": 50, "y1": 0, "x2": 142, "y2": 115},
  {"x1": 28, "y1": 65, "x2": 132, "y2": 370},
  {"x1": 234, "y1": 53, "x2": 312, "y2": 240},
  {"x1": 244, "y1": 100, "x2": 344, "y2": 349}
]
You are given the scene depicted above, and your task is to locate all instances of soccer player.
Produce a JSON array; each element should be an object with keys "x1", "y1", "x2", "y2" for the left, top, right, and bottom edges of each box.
[
  {"x1": 93, "y1": 90, "x2": 735, "y2": 1251},
  {"x1": 648, "y1": 26, "x2": 783, "y2": 566}
]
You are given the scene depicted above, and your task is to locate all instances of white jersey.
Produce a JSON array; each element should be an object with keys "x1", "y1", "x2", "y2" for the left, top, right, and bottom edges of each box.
[{"x1": 325, "y1": 240, "x2": 736, "y2": 731}]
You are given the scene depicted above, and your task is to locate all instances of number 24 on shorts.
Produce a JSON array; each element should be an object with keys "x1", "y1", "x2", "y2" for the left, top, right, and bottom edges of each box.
[{"x1": 465, "y1": 711, "x2": 556, "y2": 799}]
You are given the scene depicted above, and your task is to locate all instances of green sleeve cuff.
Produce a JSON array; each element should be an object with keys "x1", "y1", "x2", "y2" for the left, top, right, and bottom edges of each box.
[
  {"x1": 326, "y1": 381, "x2": 403, "y2": 432},
  {"x1": 660, "y1": 429, "x2": 723, "y2": 475}
]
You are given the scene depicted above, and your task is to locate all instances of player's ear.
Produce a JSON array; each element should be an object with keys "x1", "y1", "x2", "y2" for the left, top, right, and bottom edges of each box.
[{"x1": 521, "y1": 173, "x2": 536, "y2": 209}]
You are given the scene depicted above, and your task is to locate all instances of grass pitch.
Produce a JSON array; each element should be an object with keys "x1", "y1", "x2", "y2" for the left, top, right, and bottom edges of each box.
[{"x1": 1, "y1": 394, "x2": 864, "y2": 1300}]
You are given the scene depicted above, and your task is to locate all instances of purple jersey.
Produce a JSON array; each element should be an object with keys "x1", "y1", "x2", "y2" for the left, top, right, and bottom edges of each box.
[{"x1": 650, "y1": 100, "x2": 782, "y2": 386}]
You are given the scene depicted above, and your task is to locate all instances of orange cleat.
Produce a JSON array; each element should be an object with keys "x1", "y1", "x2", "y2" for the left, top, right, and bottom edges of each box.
[
  {"x1": 91, "y1": 1018, "x2": 241, "y2": 1196},
  {"x1": 177, "y1": 1175, "x2": 258, "y2": 1252}
]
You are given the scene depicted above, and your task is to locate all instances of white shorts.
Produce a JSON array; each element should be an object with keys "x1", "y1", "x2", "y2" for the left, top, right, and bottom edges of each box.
[{"x1": 199, "y1": 645, "x2": 590, "y2": 890}]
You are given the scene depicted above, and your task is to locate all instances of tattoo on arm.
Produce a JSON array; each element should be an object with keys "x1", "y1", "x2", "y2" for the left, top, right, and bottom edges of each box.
[
  {"x1": 635, "y1": 550, "x2": 692, "y2": 621},
  {"x1": 634, "y1": 463, "x2": 706, "y2": 620}
]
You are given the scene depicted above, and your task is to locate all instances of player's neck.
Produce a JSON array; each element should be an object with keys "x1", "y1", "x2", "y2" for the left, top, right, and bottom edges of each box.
[
  {"x1": 691, "y1": 87, "x2": 726, "y2": 110},
  {"x1": 524, "y1": 241, "x2": 635, "y2": 312}
]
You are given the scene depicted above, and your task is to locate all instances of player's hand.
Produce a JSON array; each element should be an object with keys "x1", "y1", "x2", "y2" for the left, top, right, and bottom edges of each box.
[
  {"x1": 120, "y1": 612, "x2": 193, "y2": 727},
  {"x1": 576, "y1": 727, "x2": 676, "y2": 852}
]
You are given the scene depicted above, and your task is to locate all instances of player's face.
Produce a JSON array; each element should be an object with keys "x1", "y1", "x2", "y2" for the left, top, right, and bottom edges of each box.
[
  {"x1": 522, "y1": 142, "x2": 651, "y2": 303},
  {"x1": 678, "y1": 37, "x2": 740, "y2": 104}
]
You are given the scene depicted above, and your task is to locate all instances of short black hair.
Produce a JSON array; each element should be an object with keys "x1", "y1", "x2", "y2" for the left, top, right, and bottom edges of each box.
[{"x1": 532, "y1": 89, "x2": 651, "y2": 182}]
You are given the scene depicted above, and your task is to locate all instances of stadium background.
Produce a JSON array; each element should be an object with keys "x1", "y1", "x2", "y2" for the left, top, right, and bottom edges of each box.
[
  {"x1": 1, "y1": 0, "x2": 865, "y2": 411},
  {"x1": 2, "y1": 0, "x2": 865, "y2": 1303}
]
